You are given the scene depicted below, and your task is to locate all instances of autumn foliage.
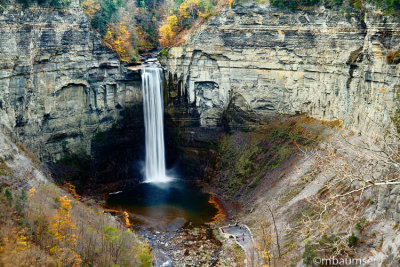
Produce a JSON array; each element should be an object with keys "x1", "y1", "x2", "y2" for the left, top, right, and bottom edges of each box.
[
  {"x1": 82, "y1": 0, "x2": 139, "y2": 62},
  {"x1": 104, "y1": 23, "x2": 135, "y2": 62},
  {"x1": 159, "y1": 15, "x2": 178, "y2": 47},
  {"x1": 0, "y1": 185, "x2": 152, "y2": 266},
  {"x1": 159, "y1": 0, "x2": 219, "y2": 48}
]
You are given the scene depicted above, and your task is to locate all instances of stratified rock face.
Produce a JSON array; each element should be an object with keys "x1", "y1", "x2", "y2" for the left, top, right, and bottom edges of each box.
[
  {"x1": 165, "y1": 2, "x2": 400, "y2": 134},
  {"x1": 0, "y1": 3, "x2": 142, "y2": 162}
]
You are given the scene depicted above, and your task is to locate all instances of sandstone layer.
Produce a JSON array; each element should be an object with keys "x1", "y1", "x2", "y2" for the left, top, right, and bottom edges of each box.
[
  {"x1": 165, "y1": 2, "x2": 400, "y2": 135},
  {"x1": 0, "y1": 1, "x2": 142, "y2": 162}
]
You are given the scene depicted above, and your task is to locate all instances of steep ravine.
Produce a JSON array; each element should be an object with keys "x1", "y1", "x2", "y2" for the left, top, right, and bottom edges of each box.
[
  {"x1": 1, "y1": 1, "x2": 400, "y2": 266},
  {"x1": 163, "y1": 2, "x2": 400, "y2": 266}
]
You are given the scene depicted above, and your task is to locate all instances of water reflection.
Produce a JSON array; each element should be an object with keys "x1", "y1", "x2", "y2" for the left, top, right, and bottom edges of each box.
[{"x1": 106, "y1": 180, "x2": 219, "y2": 226}]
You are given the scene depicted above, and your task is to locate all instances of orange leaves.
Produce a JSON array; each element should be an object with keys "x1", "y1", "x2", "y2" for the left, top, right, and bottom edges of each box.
[
  {"x1": 103, "y1": 23, "x2": 133, "y2": 62},
  {"x1": 59, "y1": 196, "x2": 72, "y2": 211},
  {"x1": 229, "y1": 0, "x2": 234, "y2": 9},
  {"x1": 376, "y1": 86, "x2": 386, "y2": 112},
  {"x1": 64, "y1": 182, "x2": 80, "y2": 200},
  {"x1": 208, "y1": 195, "x2": 227, "y2": 223},
  {"x1": 82, "y1": 0, "x2": 101, "y2": 18},
  {"x1": 123, "y1": 211, "x2": 131, "y2": 227}
]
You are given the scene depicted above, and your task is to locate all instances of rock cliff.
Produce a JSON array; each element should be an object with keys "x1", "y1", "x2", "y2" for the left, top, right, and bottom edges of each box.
[
  {"x1": 0, "y1": 1, "x2": 142, "y2": 162},
  {"x1": 165, "y1": 2, "x2": 400, "y2": 135}
]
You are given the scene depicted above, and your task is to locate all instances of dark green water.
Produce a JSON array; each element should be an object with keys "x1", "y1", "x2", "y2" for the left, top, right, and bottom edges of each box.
[{"x1": 106, "y1": 180, "x2": 219, "y2": 226}]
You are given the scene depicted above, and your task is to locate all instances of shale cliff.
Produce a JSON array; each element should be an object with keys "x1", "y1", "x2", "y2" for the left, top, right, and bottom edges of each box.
[
  {"x1": 0, "y1": 1, "x2": 142, "y2": 162},
  {"x1": 164, "y1": 6, "x2": 400, "y2": 264},
  {"x1": 165, "y1": 2, "x2": 400, "y2": 134}
]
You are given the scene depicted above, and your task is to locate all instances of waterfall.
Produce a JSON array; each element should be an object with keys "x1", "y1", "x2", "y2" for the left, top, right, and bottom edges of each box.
[{"x1": 141, "y1": 67, "x2": 171, "y2": 183}]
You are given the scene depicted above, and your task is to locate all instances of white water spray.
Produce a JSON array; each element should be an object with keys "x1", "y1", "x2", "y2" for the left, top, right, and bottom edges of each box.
[{"x1": 142, "y1": 67, "x2": 172, "y2": 183}]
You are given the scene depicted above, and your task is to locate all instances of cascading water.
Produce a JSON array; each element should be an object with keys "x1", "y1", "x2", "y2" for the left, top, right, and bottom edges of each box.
[{"x1": 141, "y1": 66, "x2": 172, "y2": 183}]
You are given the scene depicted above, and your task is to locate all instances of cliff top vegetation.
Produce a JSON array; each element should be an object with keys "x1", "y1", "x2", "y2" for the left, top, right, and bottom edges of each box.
[{"x1": 1, "y1": 0, "x2": 399, "y2": 62}]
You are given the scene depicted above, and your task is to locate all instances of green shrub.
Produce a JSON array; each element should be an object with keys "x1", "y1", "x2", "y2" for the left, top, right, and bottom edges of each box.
[
  {"x1": 355, "y1": 217, "x2": 367, "y2": 231},
  {"x1": 130, "y1": 55, "x2": 138, "y2": 63},
  {"x1": 348, "y1": 233, "x2": 359, "y2": 247},
  {"x1": 17, "y1": 0, "x2": 71, "y2": 7},
  {"x1": 270, "y1": 0, "x2": 298, "y2": 10},
  {"x1": 0, "y1": 158, "x2": 10, "y2": 175},
  {"x1": 328, "y1": 0, "x2": 343, "y2": 6},
  {"x1": 318, "y1": 234, "x2": 339, "y2": 253},
  {"x1": 160, "y1": 48, "x2": 169, "y2": 56},
  {"x1": 391, "y1": 108, "x2": 400, "y2": 133},
  {"x1": 302, "y1": 242, "x2": 317, "y2": 265},
  {"x1": 375, "y1": 0, "x2": 400, "y2": 16},
  {"x1": 4, "y1": 188, "x2": 13, "y2": 200},
  {"x1": 19, "y1": 190, "x2": 27, "y2": 201},
  {"x1": 91, "y1": 0, "x2": 123, "y2": 34},
  {"x1": 270, "y1": 0, "x2": 321, "y2": 10}
]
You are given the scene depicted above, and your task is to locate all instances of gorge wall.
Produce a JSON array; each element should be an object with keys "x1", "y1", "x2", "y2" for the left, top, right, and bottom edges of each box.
[
  {"x1": 165, "y1": 2, "x2": 400, "y2": 135},
  {"x1": 0, "y1": 1, "x2": 142, "y2": 162}
]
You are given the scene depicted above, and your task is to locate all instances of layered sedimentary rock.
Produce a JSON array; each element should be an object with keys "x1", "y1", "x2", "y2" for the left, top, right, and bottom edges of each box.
[
  {"x1": 165, "y1": 2, "x2": 400, "y2": 134},
  {"x1": 0, "y1": 1, "x2": 142, "y2": 162}
]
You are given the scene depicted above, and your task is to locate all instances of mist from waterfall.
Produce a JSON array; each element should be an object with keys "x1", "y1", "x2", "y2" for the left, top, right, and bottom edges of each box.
[{"x1": 141, "y1": 67, "x2": 172, "y2": 183}]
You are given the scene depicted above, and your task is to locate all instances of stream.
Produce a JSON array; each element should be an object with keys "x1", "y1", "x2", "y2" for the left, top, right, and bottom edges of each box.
[{"x1": 103, "y1": 60, "x2": 226, "y2": 266}]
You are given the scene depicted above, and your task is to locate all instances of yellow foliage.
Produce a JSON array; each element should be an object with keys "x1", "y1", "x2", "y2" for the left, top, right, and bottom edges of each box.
[
  {"x1": 132, "y1": 241, "x2": 153, "y2": 266},
  {"x1": 188, "y1": 0, "x2": 200, "y2": 7},
  {"x1": 82, "y1": 0, "x2": 101, "y2": 18},
  {"x1": 64, "y1": 182, "x2": 80, "y2": 200},
  {"x1": 179, "y1": 1, "x2": 189, "y2": 18},
  {"x1": 167, "y1": 15, "x2": 178, "y2": 27},
  {"x1": 198, "y1": 10, "x2": 210, "y2": 19},
  {"x1": 16, "y1": 229, "x2": 29, "y2": 251},
  {"x1": 50, "y1": 196, "x2": 77, "y2": 247},
  {"x1": 104, "y1": 23, "x2": 133, "y2": 61},
  {"x1": 159, "y1": 24, "x2": 176, "y2": 48},
  {"x1": 28, "y1": 187, "x2": 36, "y2": 200},
  {"x1": 229, "y1": 0, "x2": 234, "y2": 9},
  {"x1": 257, "y1": 221, "x2": 273, "y2": 266}
]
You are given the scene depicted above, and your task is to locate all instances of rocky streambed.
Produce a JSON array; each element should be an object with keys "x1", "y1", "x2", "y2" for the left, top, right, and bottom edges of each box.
[
  {"x1": 102, "y1": 180, "x2": 241, "y2": 266},
  {"x1": 139, "y1": 226, "x2": 222, "y2": 267}
]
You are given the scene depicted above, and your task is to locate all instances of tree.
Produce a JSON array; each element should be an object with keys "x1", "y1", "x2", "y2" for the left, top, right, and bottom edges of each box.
[
  {"x1": 104, "y1": 23, "x2": 134, "y2": 61},
  {"x1": 49, "y1": 196, "x2": 82, "y2": 266},
  {"x1": 159, "y1": 15, "x2": 178, "y2": 47}
]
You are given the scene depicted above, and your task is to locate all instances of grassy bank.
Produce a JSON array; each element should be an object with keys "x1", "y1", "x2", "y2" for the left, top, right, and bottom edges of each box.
[
  {"x1": 206, "y1": 115, "x2": 340, "y2": 197},
  {"x1": 0, "y1": 183, "x2": 152, "y2": 266}
]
